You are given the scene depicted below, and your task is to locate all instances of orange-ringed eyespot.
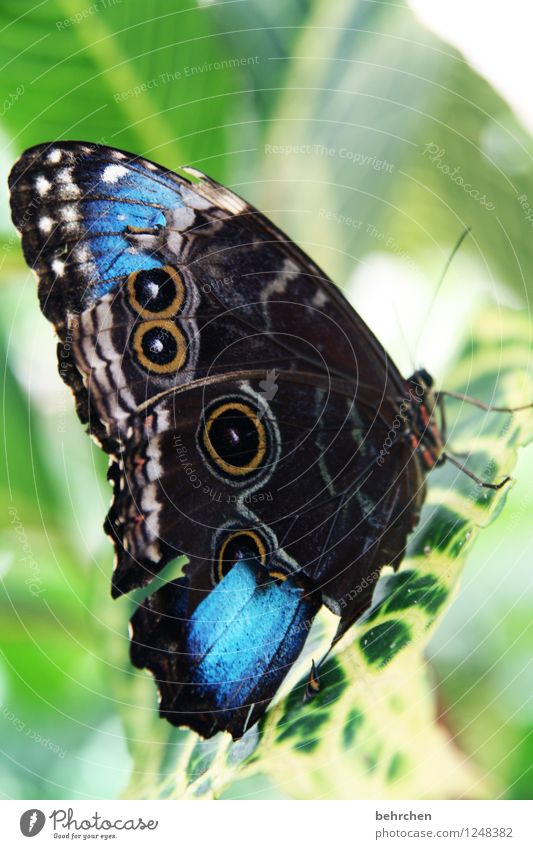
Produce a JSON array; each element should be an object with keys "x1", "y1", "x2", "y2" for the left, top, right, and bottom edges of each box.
[
  {"x1": 201, "y1": 400, "x2": 267, "y2": 479},
  {"x1": 127, "y1": 265, "x2": 185, "y2": 318},
  {"x1": 215, "y1": 529, "x2": 267, "y2": 582},
  {"x1": 132, "y1": 320, "x2": 187, "y2": 373}
]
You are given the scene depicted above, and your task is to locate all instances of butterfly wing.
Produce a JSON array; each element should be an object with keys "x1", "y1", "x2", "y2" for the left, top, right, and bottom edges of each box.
[{"x1": 9, "y1": 142, "x2": 426, "y2": 736}]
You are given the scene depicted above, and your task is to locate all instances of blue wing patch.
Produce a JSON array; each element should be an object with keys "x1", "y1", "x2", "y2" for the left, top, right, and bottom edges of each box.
[
  {"x1": 130, "y1": 560, "x2": 321, "y2": 739},
  {"x1": 8, "y1": 142, "x2": 189, "y2": 318}
]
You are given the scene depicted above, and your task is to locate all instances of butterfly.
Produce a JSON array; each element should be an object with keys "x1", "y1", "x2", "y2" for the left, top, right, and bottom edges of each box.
[{"x1": 9, "y1": 142, "x2": 498, "y2": 740}]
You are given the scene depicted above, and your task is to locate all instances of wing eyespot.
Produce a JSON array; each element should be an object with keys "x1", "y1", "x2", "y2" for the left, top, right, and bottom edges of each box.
[
  {"x1": 132, "y1": 319, "x2": 187, "y2": 373},
  {"x1": 200, "y1": 399, "x2": 267, "y2": 479},
  {"x1": 215, "y1": 529, "x2": 267, "y2": 582},
  {"x1": 126, "y1": 265, "x2": 185, "y2": 318}
]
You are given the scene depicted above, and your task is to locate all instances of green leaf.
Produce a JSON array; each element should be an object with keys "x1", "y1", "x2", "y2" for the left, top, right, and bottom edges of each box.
[
  {"x1": 0, "y1": 0, "x2": 265, "y2": 189},
  {"x1": 256, "y1": 0, "x2": 533, "y2": 301}
]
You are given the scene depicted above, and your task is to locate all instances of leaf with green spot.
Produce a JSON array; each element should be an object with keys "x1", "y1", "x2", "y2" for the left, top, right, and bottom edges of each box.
[
  {"x1": 386, "y1": 752, "x2": 407, "y2": 784},
  {"x1": 359, "y1": 621, "x2": 412, "y2": 669},
  {"x1": 381, "y1": 572, "x2": 449, "y2": 618},
  {"x1": 342, "y1": 708, "x2": 364, "y2": 750}
]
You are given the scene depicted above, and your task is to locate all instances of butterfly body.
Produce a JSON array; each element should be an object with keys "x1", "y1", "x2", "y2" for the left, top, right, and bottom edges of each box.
[{"x1": 9, "y1": 142, "x2": 440, "y2": 738}]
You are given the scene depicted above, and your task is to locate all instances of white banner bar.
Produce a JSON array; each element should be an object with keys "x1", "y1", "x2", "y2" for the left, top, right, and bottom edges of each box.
[{"x1": 2, "y1": 799, "x2": 532, "y2": 848}]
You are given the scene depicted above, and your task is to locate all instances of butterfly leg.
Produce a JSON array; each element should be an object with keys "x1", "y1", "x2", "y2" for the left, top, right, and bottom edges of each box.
[
  {"x1": 441, "y1": 452, "x2": 511, "y2": 490},
  {"x1": 435, "y1": 389, "x2": 533, "y2": 414},
  {"x1": 434, "y1": 389, "x2": 530, "y2": 488}
]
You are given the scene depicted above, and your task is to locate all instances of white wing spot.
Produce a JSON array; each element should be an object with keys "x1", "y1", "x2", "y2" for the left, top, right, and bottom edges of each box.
[
  {"x1": 102, "y1": 164, "x2": 128, "y2": 184},
  {"x1": 74, "y1": 245, "x2": 90, "y2": 263},
  {"x1": 39, "y1": 216, "x2": 54, "y2": 234},
  {"x1": 61, "y1": 205, "x2": 77, "y2": 222},
  {"x1": 35, "y1": 175, "x2": 51, "y2": 196},
  {"x1": 166, "y1": 230, "x2": 183, "y2": 255},
  {"x1": 52, "y1": 259, "x2": 65, "y2": 276},
  {"x1": 47, "y1": 149, "x2": 62, "y2": 163},
  {"x1": 170, "y1": 206, "x2": 195, "y2": 230},
  {"x1": 57, "y1": 168, "x2": 80, "y2": 198},
  {"x1": 312, "y1": 289, "x2": 328, "y2": 308}
]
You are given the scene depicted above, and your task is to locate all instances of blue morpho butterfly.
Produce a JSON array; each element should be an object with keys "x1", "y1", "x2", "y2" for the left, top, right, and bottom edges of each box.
[{"x1": 8, "y1": 143, "x2": 514, "y2": 739}]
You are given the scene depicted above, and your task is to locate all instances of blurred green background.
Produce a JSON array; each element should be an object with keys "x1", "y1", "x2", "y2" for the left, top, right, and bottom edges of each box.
[{"x1": 1, "y1": 0, "x2": 532, "y2": 799}]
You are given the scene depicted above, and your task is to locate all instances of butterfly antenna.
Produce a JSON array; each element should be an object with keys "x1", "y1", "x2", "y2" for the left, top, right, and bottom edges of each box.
[
  {"x1": 414, "y1": 226, "x2": 472, "y2": 362},
  {"x1": 394, "y1": 301, "x2": 416, "y2": 374}
]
